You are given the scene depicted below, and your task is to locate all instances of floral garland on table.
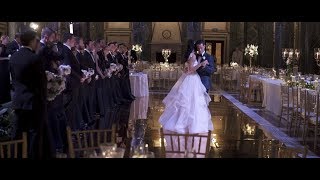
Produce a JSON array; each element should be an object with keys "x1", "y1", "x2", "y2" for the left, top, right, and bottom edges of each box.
[
  {"x1": 244, "y1": 44, "x2": 258, "y2": 67},
  {"x1": 46, "y1": 65, "x2": 71, "y2": 101}
]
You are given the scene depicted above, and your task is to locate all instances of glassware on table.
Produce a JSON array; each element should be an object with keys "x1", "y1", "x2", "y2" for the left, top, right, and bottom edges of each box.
[{"x1": 100, "y1": 143, "x2": 117, "y2": 157}]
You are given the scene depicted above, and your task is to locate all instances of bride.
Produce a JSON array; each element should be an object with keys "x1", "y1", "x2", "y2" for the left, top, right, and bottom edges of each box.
[{"x1": 159, "y1": 41, "x2": 213, "y2": 157}]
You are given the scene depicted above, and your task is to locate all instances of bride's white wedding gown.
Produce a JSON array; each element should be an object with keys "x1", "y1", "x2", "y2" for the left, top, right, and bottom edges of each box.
[{"x1": 159, "y1": 60, "x2": 213, "y2": 134}]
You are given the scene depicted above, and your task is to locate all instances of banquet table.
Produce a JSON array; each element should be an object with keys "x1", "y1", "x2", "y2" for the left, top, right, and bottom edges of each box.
[{"x1": 129, "y1": 72, "x2": 149, "y2": 97}]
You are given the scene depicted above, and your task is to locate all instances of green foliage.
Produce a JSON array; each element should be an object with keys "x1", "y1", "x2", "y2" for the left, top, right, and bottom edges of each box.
[{"x1": 0, "y1": 108, "x2": 15, "y2": 141}]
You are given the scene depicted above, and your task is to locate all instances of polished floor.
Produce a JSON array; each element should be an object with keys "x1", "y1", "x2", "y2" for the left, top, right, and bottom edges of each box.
[{"x1": 128, "y1": 87, "x2": 319, "y2": 158}]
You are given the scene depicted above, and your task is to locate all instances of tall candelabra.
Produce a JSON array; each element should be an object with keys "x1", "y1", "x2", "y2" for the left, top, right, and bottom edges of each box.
[
  {"x1": 282, "y1": 48, "x2": 300, "y2": 64},
  {"x1": 314, "y1": 48, "x2": 320, "y2": 67},
  {"x1": 162, "y1": 49, "x2": 171, "y2": 64}
]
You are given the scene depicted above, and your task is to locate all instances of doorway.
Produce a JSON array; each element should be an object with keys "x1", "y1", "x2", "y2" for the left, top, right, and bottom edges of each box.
[{"x1": 205, "y1": 40, "x2": 224, "y2": 65}]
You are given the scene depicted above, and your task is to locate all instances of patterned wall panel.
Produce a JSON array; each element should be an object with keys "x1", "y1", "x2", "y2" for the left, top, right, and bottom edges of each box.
[
  {"x1": 299, "y1": 22, "x2": 320, "y2": 74},
  {"x1": 257, "y1": 22, "x2": 274, "y2": 68},
  {"x1": 230, "y1": 22, "x2": 244, "y2": 58}
]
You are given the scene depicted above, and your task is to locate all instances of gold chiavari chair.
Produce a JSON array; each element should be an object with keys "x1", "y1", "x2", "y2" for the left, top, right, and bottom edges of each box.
[
  {"x1": 247, "y1": 78, "x2": 263, "y2": 106},
  {"x1": 279, "y1": 83, "x2": 293, "y2": 127},
  {"x1": 305, "y1": 91, "x2": 320, "y2": 152},
  {"x1": 66, "y1": 125, "x2": 116, "y2": 158},
  {"x1": 0, "y1": 132, "x2": 27, "y2": 158},
  {"x1": 259, "y1": 139, "x2": 308, "y2": 158},
  {"x1": 160, "y1": 128, "x2": 211, "y2": 158}
]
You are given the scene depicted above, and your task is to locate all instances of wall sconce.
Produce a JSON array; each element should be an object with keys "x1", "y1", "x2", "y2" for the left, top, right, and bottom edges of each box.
[{"x1": 29, "y1": 22, "x2": 39, "y2": 31}]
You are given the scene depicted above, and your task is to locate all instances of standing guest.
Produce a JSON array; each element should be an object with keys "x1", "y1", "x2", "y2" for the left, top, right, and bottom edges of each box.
[
  {"x1": 0, "y1": 35, "x2": 11, "y2": 104},
  {"x1": 82, "y1": 39, "x2": 98, "y2": 126},
  {"x1": 75, "y1": 37, "x2": 91, "y2": 129},
  {"x1": 6, "y1": 33, "x2": 21, "y2": 56},
  {"x1": 61, "y1": 33, "x2": 85, "y2": 130},
  {"x1": 231, "y1": 47, "x2": 243, "y2": 66},
  {"x1": 38, "y1": 27, "x2": 68, "y2": 155},
  {"x1": 10, "y1": 30, "x2": 54, "y2": 158}
]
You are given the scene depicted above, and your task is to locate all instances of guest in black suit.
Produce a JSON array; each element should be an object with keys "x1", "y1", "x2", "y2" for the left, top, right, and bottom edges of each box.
[
  {"x1": 61, "y1": 33, "x2": 85, "y2": 130},
  {"x1": 82, "y1": 39, "x2": 98, "y2": 126},
  {"x1": 38, "y1": 27, "x2": 68, "y2": 154},
  {"x1": 0, "y1": 35, "x2": 11, "y2": 104},
  {"x1": 118, "y1": 43, "x2": 135, "y2": 101},
  {"x1": 75, "y1": 37, "x2": 91, "y2": 129},
  {"x1": 6, "y1": 33, "x2": 21, "y2": 56},
  {"x1": 10, "y1": 30, "x2": 54, "y2": 158}
]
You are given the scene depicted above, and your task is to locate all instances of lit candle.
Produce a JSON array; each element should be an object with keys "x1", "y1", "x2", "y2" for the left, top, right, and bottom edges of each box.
[{"x1": 317, "y1": 52, "x2": 320, "y2": 59}]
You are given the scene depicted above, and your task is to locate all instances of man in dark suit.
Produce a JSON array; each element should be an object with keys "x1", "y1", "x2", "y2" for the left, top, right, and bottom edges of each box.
[
  {"x1": 10, "y1": 30, "x2": 54, "y2": 158},
  {"x1": 6, "y1": 33, "x2": 21, "y2": 56},
  {"x1": 61, "y1": 33, "x2": 85, "y2": 130},
  {"x1": 82, "y1": 39, "x2": 98, "y2": 124},
  {"x1": 195, "y1": 40, "x2": 216, "y2": 93}
]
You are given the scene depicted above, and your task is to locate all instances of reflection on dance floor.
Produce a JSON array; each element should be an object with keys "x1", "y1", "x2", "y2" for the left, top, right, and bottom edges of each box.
[{"x1": 129, "y1": 93, "x2": 268, "y2": 158}]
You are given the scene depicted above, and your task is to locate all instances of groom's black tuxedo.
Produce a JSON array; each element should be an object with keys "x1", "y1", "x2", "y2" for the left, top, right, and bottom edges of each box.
[{"x1": 196, "y1": 52, "x2": 216, "y2": 91}]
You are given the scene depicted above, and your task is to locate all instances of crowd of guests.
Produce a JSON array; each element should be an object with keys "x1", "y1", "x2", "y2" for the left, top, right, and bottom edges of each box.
[{"x1": 1, "y1": 27, "x2": 138, "y2": 158}]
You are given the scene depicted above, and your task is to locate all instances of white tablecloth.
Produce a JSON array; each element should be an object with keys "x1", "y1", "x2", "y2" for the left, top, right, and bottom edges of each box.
[
  {"x1": 249, "y1": 75, "x2": 283, "y2": 116},
  {"x1": 130, "y1": 73, "x2": 149, "y2": 97},
  {"x1": 129, "y1": 96, "x2": 149, "y2": 120},
  {"x1": 143, "y1": 69, "x2": 183, "y2": 80}
]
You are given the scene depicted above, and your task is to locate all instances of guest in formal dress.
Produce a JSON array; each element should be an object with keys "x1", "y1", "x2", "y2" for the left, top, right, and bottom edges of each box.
[
  {"x1": 231, "y1": 47, "x2": 243, "y2": 66},
  {"x1": 6, "y1": 33, "x2": 21, "y2": 56},
  {"x1": 0, "y1": 35, "x2": 11, "y2": 104},
  {"x1": 10, "y1": 30, "x2": 54, "y2": 158},
  {"x1": 118, "y1": 43, "x2": 135, "y2": 101},
  {"x1": 38, "y1": 27, "x2": 68, "y2": 154},
  {"x1": 75, "y1": 37, "x2": 91, "y2": 129},
  {"x1": 61, "y1": 33, "x2": 85, "y2": 130},
  {"x1": 95, "y1": 42, "x2": 107, "y2": 129},
  {"x1": 82, "y1": 39, "x2": 98, "y2": 127}
]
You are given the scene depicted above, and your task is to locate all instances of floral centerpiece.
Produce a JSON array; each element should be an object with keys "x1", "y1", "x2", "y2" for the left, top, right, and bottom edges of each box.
[
  {"x1": 244, "y1": 44, "x2": 258, "y2": 67},
  {"x1": 230, "y1": 62, "x2": 239, "y2": 68},
  {"x1": 132, "y1": 44, "x2": 142, "y2": 61}
]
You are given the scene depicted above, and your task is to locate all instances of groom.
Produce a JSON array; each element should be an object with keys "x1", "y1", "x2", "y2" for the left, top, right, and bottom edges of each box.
[{"x1": 195, "y1": 40, "x2": 216, "y2": 93}]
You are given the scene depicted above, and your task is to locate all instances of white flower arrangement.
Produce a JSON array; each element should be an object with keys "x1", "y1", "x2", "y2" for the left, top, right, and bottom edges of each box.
[
  {"x1": 81, "y1": 68, "x2": 95, "y2": 79},
  {"x1": 132, "y1": 44, "x2": 142, "y2": 53},
  {"x1": 58, "y1": 65, "x2": 71, "y2": 76},
  {"x1": 46, "y1": 71, "x2": 67, "y2": 101},
  {"x1": 244, "y1": 44, "x2": 258, "y2": 58},
  {"x1": 230, "y1": 62, "x2": 239, "y2": 67}
]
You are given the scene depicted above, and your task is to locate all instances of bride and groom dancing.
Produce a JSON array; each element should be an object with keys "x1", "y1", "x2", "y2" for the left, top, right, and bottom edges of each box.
[{"x1": 159, "y1": 39, "x2": 216, "y2": 157}]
